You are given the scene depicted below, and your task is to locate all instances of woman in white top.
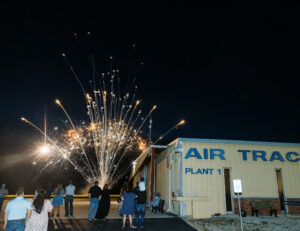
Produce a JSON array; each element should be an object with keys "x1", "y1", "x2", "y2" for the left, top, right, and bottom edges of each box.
[{"x1": 25, "y1": 189, "x2": 53, "y2": 231}]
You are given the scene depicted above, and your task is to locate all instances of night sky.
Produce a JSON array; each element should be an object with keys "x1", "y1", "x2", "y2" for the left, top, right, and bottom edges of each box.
[{"x1": 1, "y1": 5, "x2": 300, "y2": 192}]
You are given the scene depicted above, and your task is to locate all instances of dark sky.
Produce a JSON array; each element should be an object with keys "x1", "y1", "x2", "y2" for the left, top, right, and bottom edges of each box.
[{"x1": 1, "y1": 5, "x2": 300, "y2": 191}]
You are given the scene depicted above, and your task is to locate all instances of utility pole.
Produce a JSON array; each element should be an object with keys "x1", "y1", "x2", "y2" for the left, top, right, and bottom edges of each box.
[
  {"x1": 149, "y1": 115, "x2": 155, "y2": 201},
  {"x1": 149, "y1": 115, "x2": 152, "y2": 148}
]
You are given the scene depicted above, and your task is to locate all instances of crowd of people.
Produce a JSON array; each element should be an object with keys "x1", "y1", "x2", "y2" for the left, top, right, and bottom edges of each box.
[
  {"x1": 0, "y1": 180, "x2": 111, "y2": 231},
  {"x1": 0, "y1": 178, "x2": 160, "y2": 230}
]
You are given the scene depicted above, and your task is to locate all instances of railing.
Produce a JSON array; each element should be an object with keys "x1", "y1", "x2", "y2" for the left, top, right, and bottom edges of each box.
[{"x1": 5, "y1": 194, "x2": 120, "y2": 199}]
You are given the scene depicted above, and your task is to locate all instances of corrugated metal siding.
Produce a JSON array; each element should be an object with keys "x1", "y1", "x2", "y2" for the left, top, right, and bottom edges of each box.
[
  {"x1": 146, "y1": 163, "x2": 151, "y2": 203},
  {"x1": 155, "y1": 145, "x2": 176, "y2": 212},
  {"x1": 155, "y1": 151, "x2": 169, "y2": 210},
  {"x1": 182, "y1": 141, "x2": 300, "y2": 215}
]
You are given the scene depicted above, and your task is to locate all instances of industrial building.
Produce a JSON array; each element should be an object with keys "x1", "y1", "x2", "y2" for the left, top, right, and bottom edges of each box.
[{"x1": 130, "y1": 138, "x2": 300, "y2": 218}]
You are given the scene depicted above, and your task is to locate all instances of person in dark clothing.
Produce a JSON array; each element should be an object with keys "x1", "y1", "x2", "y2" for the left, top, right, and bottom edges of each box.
[
  {"x1": 133, "y1": 182, "x2": 139, "y2": 193},
  {"x1": 95, "y1": 184, "x2": 110, "y2": 220},
  {"x1": 135, "y1": 188, "x2": 146, "y2": 229},
  {"x1": 133, "y1": 182, "x2": 139, "y2": 217},
  {"x1": 88, "y1": 181, "x2": 102, "y2": 221},
  {"x1": 45, "y1": 182, "x2": 53, "y2": 200}
]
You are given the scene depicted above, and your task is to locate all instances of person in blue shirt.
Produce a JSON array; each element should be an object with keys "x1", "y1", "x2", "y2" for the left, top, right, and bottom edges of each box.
[
  {"x1": 4, "y1": 187, "x2": 31, "y2": 231},
  {"x1": 65, "y1": 180, "x2": 76, "y2": 217},
  {"x1": 121, "y1": 184, "x2": 136, "y2": 229},
  {"x1": 52, "y1": 184, "x2": 64, "y2": 217}
]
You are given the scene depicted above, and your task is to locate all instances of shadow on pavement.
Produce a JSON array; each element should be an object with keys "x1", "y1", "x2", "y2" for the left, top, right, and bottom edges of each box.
[{"x1": 48, "y1": 218, "x2": 197, "y2": 231}]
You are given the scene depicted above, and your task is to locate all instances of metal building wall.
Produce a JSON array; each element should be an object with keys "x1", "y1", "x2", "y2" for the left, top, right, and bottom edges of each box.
[
  {"x1": 181, "y1": 139, "x2": 300, "y2": 216},
  {"x1": 131, "y1": 138, "x2": 300, "y2": 218},
  {"x1": 155, "y1": 145, "x2": 175, "y2": 211}
]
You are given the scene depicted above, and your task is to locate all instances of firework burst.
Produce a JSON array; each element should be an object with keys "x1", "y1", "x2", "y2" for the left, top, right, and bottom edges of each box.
[
  {"x1": 22, "y1": 57, "x2": 157, "y2": 186},
  {"x1": 22, "y1": 40, "x2": 185, "y2": 187}
]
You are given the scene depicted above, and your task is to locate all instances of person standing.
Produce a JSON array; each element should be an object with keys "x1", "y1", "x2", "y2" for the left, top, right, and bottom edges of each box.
[
  {"x1": 121, "y1": 185, "x2": 136, "y2": 229},
  {"x1": 135, "y1": 180, "x2": 147, "y2": 229},
  {"x1": 0, "y1": 183, "x2": 8, "y2": 213},
  {"x1": 25, "y1": 189, "x2": 53, "y2": 231},
  {"x1": 65, "y1": 180, "x2": 75, "y2": 217},
  {"x1": 88, "y1": 181, "x2": 102, "y2": 221},
  {"x1": 95, "y1": 184, "x2": 110, "y2": 220},
  {"x1": 3, "y1": 187, "x2": 31, "y2": 231},
  {"x1": 45, "y1": 182, "x2": 53, "y2": 200},
  {"x1": 150, "y1": 192, "x2": 161, "y2": 212},
  {"x1": 51, "y1": 184, "x2": 64, "y2": 217},
  {"x1": 133, "y1": 182, "x2": 139, "y2": 217}
]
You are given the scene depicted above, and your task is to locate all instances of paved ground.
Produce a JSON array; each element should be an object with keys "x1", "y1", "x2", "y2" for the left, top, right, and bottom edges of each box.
[
  {"x1": 2, "y1": 199, "x2": 300, "y2": 230},
  {"x1": 0, "y1": 199, "x2": 195, "y2": 231},
  {"x1": 0, "y1": 199, "x2": 171, "y2": 220},
  {"x1": 48, "y1": 218, "x2": 196, "y2": 231}
]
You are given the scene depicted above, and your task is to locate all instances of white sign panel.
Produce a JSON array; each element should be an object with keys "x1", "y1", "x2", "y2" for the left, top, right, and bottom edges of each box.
[{"x1": 233, "y1": 179, "x2": 242, "y2": 193}]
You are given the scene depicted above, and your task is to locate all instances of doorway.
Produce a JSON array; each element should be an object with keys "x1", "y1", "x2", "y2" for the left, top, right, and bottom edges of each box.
[
  {"x1": 224, "y1": 168, "x2": 233, "y2": 212},
  {"x1": 276, "y1": 169, "x2": 285, "y2": 211}
]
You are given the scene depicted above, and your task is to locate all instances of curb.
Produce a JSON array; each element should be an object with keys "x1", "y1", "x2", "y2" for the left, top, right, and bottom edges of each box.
[{"x1": 180, "y1": 217, "x2": 202, "y2": 231}]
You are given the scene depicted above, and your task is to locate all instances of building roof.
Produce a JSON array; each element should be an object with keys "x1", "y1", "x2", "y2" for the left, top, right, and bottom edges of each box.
[
  {"x1": 175, "y1": 137, "x2": 300, "y2": 147},
  {"x1": 130, "y1": 145, "x2": 168, "y2": 179}
]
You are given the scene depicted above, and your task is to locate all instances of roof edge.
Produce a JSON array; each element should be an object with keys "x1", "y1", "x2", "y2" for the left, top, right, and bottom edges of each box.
[{"x1": 175, "y1": 137, "x2": 300, "y2": 147}]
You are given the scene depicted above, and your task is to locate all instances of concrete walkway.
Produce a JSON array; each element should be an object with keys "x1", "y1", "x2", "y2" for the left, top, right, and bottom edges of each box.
[
  {"x1": 0, "y1": 199, "x2": 197, "y2": 230},
  {"x1": 48, "y1": 200, "x2": 172, "y2": 219},
  {"x1": 48, "y1": 218, "x2": 196, "y2": 231},
  {"x1": 1, "y1": 199, "x2": 171, "y2": 221}
]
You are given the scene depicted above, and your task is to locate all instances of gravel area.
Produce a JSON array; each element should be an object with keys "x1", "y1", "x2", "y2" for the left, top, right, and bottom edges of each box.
[{"x1": 185, "y1": 214, "x2": 300, "y2": 231}]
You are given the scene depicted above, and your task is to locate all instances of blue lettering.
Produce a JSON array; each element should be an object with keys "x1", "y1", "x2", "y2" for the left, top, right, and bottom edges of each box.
[
  {"x1": 185, "y1": 168, "x2": 216, "y2": 174},
  {"x1": 269, "y1": 151, "x2": 285, "y2": 162},
  {"x1": 185, "y1": 148, "x2": 202, "y2": 159},
  {"x1": 185, "y1": 148, "x2": 300, "y2": 163},
  {"x1": 253, "y1": 150, "x2": 267, "y2": 161},
  {"x1": 185, "y1": 168, "x2": 191, "y2": 174},
  {"x1": 202, "y1": 169, "x2": 208, "y2": 174},
  {"x1": 210, "y1": 149, "x2": 226, "y2": 160},
  {"x1": 237, "y1": 150, "x2": 251, "y2": 161},
  {"x1": 286, "y1": 152, "x2": 300, "y2": 162},
  {"x1": 203, "y1": 148, "x2": 209, "y2": 159}
]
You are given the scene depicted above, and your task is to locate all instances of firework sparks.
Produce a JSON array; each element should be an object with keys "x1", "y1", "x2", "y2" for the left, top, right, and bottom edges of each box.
[
  {"x1": 22, "y1": 49, "x2": 185, "y2": 187},
  {"x1": 22, "y1": 67, "x2": 156, "y2": 186}
]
